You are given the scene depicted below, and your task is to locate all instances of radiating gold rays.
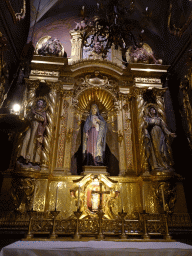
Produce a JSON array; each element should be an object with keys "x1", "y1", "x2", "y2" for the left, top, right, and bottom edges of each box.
[{"x1": 78, "y1": 88, "x2": 115, "y2": 112}]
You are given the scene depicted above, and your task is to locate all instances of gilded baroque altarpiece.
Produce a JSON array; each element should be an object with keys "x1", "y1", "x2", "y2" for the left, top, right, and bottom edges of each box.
[{"x1": 0, "y1": 35, "x2": 191, "y2": 239}]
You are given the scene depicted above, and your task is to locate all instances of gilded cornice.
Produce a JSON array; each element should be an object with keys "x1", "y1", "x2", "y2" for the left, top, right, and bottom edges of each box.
[{"x1": 70, "y1": 59, "x2": 125, "y2": 78}]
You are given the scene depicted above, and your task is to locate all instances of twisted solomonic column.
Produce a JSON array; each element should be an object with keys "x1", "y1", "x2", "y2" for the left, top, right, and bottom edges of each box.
[{"x1": 41, "y1": 83, "x2": 58, "y2": 173}]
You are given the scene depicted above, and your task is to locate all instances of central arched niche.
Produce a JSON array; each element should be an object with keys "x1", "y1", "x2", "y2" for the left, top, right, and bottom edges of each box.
[{"x1": 71, "y1": 84, "x2": 119, "y2": 176}]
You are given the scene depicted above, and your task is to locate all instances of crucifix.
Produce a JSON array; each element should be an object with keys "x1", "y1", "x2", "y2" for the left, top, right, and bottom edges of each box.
[
  {"x1": 91, "y1": 182, "x2": 110, "y2": 239},
  {"x1": 91, "y1": 182, "x2": 110, "y2": 211}
]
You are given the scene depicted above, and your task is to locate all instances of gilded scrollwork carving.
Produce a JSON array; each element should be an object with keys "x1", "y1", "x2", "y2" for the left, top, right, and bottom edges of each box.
[
  {"x1": 117, "y1": 131, "x2": 124, "y2": 145},
  {"x1": 5, "y1": 0, "x2": 26, "y2": 23},
  {"x1": 154, "y1": 182, "x2": 177, "y2": 213},
  {"x1": 180, "y1": 77, "x2": 192, "y2": 150},
  {"x1": 56, "y1": 99, "x2": 69, "y2": 168},
  {"x1": 66, "y1": 128, "x2": 73, "y2": 142},
  {"x1": 146, "y1": 214, "x2": 166, "y2": 234},
  {"x1": 11, "y1": 178, "x2": 35, "y2": 212},
  {"x1": 73, "y1": 74, "x2": 119, "y2": 113}
]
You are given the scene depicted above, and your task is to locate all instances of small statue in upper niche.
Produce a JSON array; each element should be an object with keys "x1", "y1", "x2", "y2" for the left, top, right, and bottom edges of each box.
[
  {"x1": 144, "y1": 106, "x2": 176, "y2": 173},
  {"x1": 17, "y1": 98, "x2": 47, "y2": 169},
  {"x1": 38, "y1": 38, "x2": 64, "y2": 57},
  {"x1": 83, "y1": 104, "x2": 107, "y2": 166},
  {"x1": 127, "y1": 43, "x2": 162, "y2": 64}
]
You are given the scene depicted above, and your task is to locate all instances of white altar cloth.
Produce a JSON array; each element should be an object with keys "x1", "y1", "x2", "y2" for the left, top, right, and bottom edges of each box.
[{"x1": 1, "y1": 241, "x2": 192, "y2": 256}]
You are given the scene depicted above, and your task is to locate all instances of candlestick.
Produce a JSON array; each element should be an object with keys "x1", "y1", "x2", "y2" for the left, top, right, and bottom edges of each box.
[
  {"x1": 142, "y1": 184, "x2": 145, "y2": 211},
  {"x1": 77, "y1": 185, "x2": 80, "y2": 209},
  {"x1": 32, "y1": 185, "x2": 37, "y2": 209},
  {"x1": 161, "y1": 185, "x2": 166, "y2": 212},
  {"x1": 121, "y1": 186, "x2": 123, "y2": 211},
  {"x1": 55, "y1": 185, "x2": 58, "y2": 210}
]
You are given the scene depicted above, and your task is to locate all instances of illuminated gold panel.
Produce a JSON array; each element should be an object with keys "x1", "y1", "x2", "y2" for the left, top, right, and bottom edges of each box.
[
  {"x1": 48, "y1": 181, "x2": 76, "y2": 219},
  {"x1": 120, "y1": 182, "x2": 142, "y2": 215},
  {"x1": 33, "y1": 179, "x2": 48, "y2": 212}
]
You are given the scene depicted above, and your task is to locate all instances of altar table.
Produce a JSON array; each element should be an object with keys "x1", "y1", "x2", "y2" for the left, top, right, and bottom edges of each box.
[{"x1": 1, "y1": 240, "x2": 192, "y2": 256}]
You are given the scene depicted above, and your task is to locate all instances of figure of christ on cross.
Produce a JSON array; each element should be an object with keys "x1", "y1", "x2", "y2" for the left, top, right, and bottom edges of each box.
[{"x1": 91, "y1": 182, "x2": 110, "y2": 211}]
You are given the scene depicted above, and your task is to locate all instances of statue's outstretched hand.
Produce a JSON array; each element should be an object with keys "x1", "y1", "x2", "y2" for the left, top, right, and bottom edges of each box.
[{"x1": 170, "y1": 133, "x2": 177, "y2": 138}]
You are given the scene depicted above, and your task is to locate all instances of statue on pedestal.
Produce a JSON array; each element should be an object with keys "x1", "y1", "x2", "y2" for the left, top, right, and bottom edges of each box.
[
  {"x1": 83, "y1": 104, "x2": 107, "y2": 166},
  {"x1": 17, "y1": 98, "x2": 47, "y2": 168},
  {"x1": 144, "y1": 106, "x2": 176, "y2": 173}
]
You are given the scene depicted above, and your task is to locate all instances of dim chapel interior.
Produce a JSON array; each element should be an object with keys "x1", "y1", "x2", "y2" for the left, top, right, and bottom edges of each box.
[{"x1": 0, "y1": 0, "x2": 192, "y2": 247}]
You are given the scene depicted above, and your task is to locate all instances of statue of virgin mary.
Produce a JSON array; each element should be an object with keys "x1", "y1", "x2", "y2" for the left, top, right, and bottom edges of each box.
[{"x1": 83, "y1": 104, "x2": 107, "y2": 166}]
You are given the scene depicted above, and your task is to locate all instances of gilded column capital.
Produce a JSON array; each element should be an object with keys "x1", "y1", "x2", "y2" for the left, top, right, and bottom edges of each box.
[
  {"x1": 60, "y1": 89, "x2": 73, "y2": 98},
  {"x1": 70, "y1": 29, "x2": 84, "y2": 39},
  {"x1": 132, "y1": 87, "x2": 148, "y2": 97},
  {"x1": 152, "y1": 87, "x2": 167, "y2": 97},
  {"x1": 24, "y1": 78, "x2": 40, "y2": 89},
  {"x1": 46, "y1": 81, "x2": 62, "y2": 92}
]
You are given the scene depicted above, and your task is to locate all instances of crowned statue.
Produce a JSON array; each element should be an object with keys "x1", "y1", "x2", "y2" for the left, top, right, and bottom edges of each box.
[{"x1": 83, "y1": 104, "x2": 107, "y2": 166}]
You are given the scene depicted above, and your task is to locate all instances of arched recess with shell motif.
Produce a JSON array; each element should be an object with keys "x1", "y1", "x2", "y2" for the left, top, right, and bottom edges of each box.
[{"x1": 70, "y1": 73, "x2": 120, "y2": 176}]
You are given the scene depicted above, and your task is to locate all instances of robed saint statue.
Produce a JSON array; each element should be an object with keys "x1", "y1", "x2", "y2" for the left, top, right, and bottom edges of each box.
[
  {"x1": 144, "y1": 106, "x2": 176, "y2": 172},
  {"x1": 83, "y1": 104, "x2": 107, "y2": 166},
  {"x1": 17, "y1": 98, "x2": 47, "y2": 167}
]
